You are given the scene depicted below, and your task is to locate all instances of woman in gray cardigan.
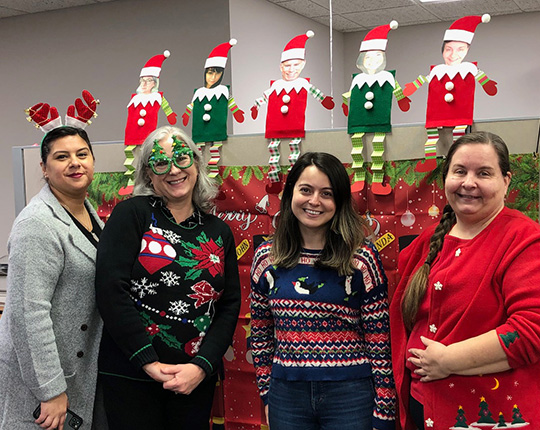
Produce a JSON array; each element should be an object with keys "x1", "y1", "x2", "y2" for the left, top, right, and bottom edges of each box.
[{"x1": 0, "y1": 126, "x2": 104, "y2": 430}]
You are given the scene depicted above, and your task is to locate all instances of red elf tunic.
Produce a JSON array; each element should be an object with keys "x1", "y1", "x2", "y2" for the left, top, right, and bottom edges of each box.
[
  {"x1": 264, "y1": 77, "x2": 311, "y2": 139},
  {"x1": 125, "y1": 92, "x2": 163, "y2": 146},
  {"x1": 426, "y1": 62, "x2": 478, "y2": 128}
]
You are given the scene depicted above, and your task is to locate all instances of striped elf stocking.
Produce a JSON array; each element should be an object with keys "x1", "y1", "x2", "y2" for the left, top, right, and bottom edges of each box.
[
  {"x1": 351, "y1": 133, "x2": 365, "y2": 188},
  {"x1": 415, "y1": 128, "x2": 439, "y2": 172},
  {"x1": 208, "y1": 142, "x2": 223, "y2": 178},
  {"x1": 268, "y1": 139, "x2": 281, "y2": 183},
  {"x1": 452, "y1": 125, "x2": 467, "y2": 142},
  {"x1": 288, "y1": 138, "x2": 302, "y2": 171}
]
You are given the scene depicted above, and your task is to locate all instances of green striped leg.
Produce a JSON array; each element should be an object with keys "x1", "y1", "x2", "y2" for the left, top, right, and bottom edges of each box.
[
  {"x1": 288, "y1": 138, "x2": 302, "y2": 171},
  {"x1": 123, "y1": 145, "x2": 137, "y2": 186},
  {"x1": 371, "y1": 132, "x2": 386, "y2": 184},
  {"x1": 453, "y1": 125, "x2": 467, "y2": 142},
  {"x1": 351, "y1": 133, "x2": 365, "y2": 186},
  {"x1": 268, "y1": 139, "x2": 281, "y2": 183}
]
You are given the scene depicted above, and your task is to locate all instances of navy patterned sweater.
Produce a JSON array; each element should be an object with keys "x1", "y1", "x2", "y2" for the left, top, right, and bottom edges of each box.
[{"x1": 250, "y1": 240, "x2": 396, "y2": 429}]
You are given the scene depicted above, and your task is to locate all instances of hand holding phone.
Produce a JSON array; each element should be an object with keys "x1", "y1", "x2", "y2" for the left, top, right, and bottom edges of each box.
[{"x1": 33, "y1": 405, "x2": 83, "y2": 430}]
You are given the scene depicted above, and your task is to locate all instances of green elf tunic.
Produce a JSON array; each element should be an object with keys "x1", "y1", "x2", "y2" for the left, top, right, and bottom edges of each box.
[
  {"x1": 191, "y1": 85, "x2": 230, "y2": 143},
  {"x1": 347, "y1": 70, "x2": 396, "y2": 134}
]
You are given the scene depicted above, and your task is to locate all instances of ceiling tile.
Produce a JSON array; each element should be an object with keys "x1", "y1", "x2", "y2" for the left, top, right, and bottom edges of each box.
[
  {"x1": 343, "y1": 5, "x2": 440, "y2": 28},
  {"x1": 310, "y1": 13, "x2": 367, "y2": 32},
  {"x1": 0, "y1": 6, "x2": 24, "y2": 17},
  {"x1": 277, "y1": 0, "x2": 329, "y2": 18},
  {"x1": 0, "y1": 0, "x2": 97, "y2": 13},
  {"x1": 329, "y1": 0, "x2": 413, "y2": 15},
  {"x1": 418, "y1": 0, "x2": 522, "y2": 20},
  {"x1": 512, "y1": 0, "x2": 540, "y2": 11}
]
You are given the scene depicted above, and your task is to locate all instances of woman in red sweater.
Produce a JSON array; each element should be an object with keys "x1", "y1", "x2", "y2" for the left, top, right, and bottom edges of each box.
[{"x1": 390, "y1": 131, "x2": 540, "y2": 430}]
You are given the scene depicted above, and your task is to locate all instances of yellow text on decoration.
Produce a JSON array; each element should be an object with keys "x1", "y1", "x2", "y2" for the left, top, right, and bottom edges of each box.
[
  {"x1": 375, "y1": 232, "x2": 395, "y2": 252},
  {"x1": 236, "y1": 239, "x2": 250, "y2": 260}
]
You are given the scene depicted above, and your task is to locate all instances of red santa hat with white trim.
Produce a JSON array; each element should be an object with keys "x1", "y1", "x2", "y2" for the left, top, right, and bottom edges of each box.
[
  {"x1": 205, "y1": 39, "x2": 237, "y2": 68},
  {"x1": 444, "y1": 14, "x2": 491, "y2": 44},
  {"x1": 140, "y1": 50, "x2": 170, "y2": 77},
  {"x1": 360, "y1": 20, "x2": 398, "y2": 52},
  {"x1": 281, "y1": 30, "x2": 314, "y2": 63}
]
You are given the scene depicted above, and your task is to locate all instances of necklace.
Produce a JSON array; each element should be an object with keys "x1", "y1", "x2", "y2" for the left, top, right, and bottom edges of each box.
[{"x1": 62, "y1": 204, "x2": 93, "y2": 232}]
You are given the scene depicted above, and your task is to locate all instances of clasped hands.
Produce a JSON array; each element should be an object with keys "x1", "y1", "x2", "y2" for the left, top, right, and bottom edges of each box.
[
  {"x1": 143, "y1": 361, "x2": 205, "y2": 395},
  {"x1": 408, "y1": 336, "x2": 451, "y2": 382}
]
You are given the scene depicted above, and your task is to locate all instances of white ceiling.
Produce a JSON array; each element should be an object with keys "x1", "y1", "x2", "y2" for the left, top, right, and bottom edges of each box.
[
  {"x1": 0, "y1": 0, "x2": 538, "y2": 32},
  {"x1": 266, "y1": 0, "x2": 540, "y2": 32}
]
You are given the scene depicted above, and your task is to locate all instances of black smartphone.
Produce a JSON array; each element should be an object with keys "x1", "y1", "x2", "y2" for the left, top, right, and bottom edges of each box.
[{"x1": 33, "y1": 405, "x2": 83, "y2": 429}]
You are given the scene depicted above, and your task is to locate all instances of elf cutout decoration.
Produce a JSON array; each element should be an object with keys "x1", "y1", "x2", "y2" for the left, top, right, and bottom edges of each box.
[
  {"x1": 404, "y1": 14, "x2": 497, "y2": 172},
  {"x1": 342, "y1": 20, "x2": 410, "y2": 195},
  {"x1": 251, "y1": 31, "x2": 335, "y2": 184},
  {"x1": 182, "y1": 39, "x2": 245, "y2": 178},
  {"x1": 123, "y1": 50, "x2": 177, "y2": 192},
  {"x1": 25, "y1": 90, "x2": 99, "y2": 132}
]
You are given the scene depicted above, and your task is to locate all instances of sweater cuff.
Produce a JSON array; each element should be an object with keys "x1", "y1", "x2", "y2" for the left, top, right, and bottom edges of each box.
[
  {"x1": 190, "y1": 355, "x2": 214, "y2": 377},
  {"x1": 129, "y1": 344, "x2": 159, "y2": 369},
  {"x1": 373, "y1": 417, "x2": 395, "y2": 430}
]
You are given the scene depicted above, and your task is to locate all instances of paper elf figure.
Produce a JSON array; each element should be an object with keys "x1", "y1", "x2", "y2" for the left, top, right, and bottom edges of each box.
[
  {"x1": 251, "y1": 30, "x2": 335, "y2": 183},
  {"x1": 404, "y1": 14, "x2": 497, "y2": 172},
  {"x1": 182, "y1": 39, "x2": 245, "y2": 178},
  {"x1": 123, "y1": 50, "x2": 177, "y2": 189},
  {"x1": 25, "y1": 90, "x2": 99, "y2": 132},
  {"x1": 342, "y1": 20, "x2": 410, "y2": 195}
]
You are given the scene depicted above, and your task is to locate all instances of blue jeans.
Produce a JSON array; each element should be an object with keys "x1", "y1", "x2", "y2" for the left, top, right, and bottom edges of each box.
[{"x1": 268, "y1": 377, "x2": 375, "y2": 430}]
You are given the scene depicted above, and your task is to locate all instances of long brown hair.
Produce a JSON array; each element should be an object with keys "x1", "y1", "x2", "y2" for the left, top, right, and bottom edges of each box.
[
  {"x1": 271, "y1": 152, "x2": 368, "y2": 276},
  {"x1": 401, "y1": 131, "x2": 511, "y2": 330}
]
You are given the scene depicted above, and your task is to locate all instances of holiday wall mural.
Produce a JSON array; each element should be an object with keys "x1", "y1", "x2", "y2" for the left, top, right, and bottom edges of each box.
[{"x1": 86, "y1": 154, "x2": 538, "y2": 429}]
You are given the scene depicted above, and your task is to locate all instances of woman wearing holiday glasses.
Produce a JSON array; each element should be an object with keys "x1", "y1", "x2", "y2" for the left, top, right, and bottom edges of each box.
[{"x1": 96, "y1": 126, "x2": 240, "y2": 429}]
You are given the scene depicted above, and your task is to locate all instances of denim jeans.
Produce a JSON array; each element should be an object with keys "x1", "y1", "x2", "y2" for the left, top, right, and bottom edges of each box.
[{"x1": 268, "y1": 377, "x2": 375, "y2": 430}]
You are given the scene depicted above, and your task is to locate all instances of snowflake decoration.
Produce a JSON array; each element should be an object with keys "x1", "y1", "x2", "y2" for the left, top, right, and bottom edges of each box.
[
  {"x1": 160, "y1": 271, "x2": 181, "y2": 287},
  {"x1": 455, "y1": 248, "x2": 462, "y2": 257},
  {"x1": 507, "y1": 395, "x2": 513, "y2": 401},
  {"x1": 471, "y1": 388, "x2": 476, "y2": 394},
  {"x1": 514, "y1": 380, "x2": 519, "y2": 386},
  {"x1": 131, "y1": 277, "x2": 158, "y2": 298},
  {"x1": 162, "y1": 229, "x2": 183, "y2": 244},
  {"x1": 425, "y1": 418, "x2": 434, "y2": 427},
  {"x1": 169, "y1": 300, "x2": 190, "y2": 315},
  {"x1": 434, "y1": 281, "x2": 443, "y2": 290},
  {"x1": 449, "y1": 383, "x2": 454, "y2": 388}
]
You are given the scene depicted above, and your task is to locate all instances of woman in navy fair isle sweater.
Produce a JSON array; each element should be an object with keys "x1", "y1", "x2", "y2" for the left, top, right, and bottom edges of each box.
[{"x1": 250, "y1": 152, "x2": 396, "y2": 430}]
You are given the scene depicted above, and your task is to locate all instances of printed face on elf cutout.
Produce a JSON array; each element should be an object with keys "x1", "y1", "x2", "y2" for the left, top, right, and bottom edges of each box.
[
  {"x1": 280, "y1": 59, "x2": 305, "y2": 81},
  {"x1": 357, "y1": 50, "x2": 386, "y2": 75},
  {"x1": 442, "y1": 41, "x2": 470, "y2": 66},
  {"x1": 205, "y1": 67, "x2": 223, "y2": 89},
  {"x1": 138, "y1": 76, "x2": 157, "y2": 94}
]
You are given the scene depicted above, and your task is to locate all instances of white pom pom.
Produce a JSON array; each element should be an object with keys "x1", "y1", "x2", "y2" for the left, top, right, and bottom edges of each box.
[
  {"x1": 364, "y1": 101, "x2": 373, "y2": 110},
  {"x1": 444, "y1": 93, "x2": 454, "y2": 103},
  {"x1": 204, "y1": 104, "x2": 212, "y2": 111},
  {"x1": 138, "y1": 118, "x2": 145, "y2": 126},
  {"x1": 482, "y1": 14, "x2": 491, "y2": 23},
  {"x1": 365, "y1": 91, "x2": 374, "y2": 101},
  {"x1": 140, "y1": 109, "x2": 147, "y2": 117},
  {"x1": 390, "y1": 20, "x2": 398, "y2": 30},
  {"x1": 281, "y1": 105, "x2": 289, "y2": 114},
  {"x1": 282, "y1": 95, "x2": 291, "y2": 103},
  {"x1": 203, "y1": 113, "x2": 211, "y2": 122},
  {"x1": 229, "y1": 38, "x2": 237, "y2": 46},
  {"x1": 306, "y1": 30, "x2": 314, "y2": 38},
  {"x1": 163, "y1": 50, "x2": 171, "y2": 58},
  {"x1": 445, "y1": 82, "x2": 454, "y2": 91}
]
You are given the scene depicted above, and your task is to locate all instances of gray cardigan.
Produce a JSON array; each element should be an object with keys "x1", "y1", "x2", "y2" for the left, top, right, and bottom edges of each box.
[{"x1": 0, "y1": 185, "x2": 104, "y2": 429}]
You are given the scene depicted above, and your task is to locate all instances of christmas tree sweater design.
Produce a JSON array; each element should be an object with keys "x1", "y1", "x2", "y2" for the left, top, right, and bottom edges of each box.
[{"x1": 97, "y1": 196, "x2": 240, "y2": 380}]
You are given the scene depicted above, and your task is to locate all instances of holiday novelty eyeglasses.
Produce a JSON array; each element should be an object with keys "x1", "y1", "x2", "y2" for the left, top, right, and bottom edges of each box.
[{"x1": 148, "y1": 136, "x2": 194, "y2": 175}]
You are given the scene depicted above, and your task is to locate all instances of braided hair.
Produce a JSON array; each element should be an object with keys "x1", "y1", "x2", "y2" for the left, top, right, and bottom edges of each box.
[{"x1": 400, "y1": 131, "x2": 510, "y2": 331}]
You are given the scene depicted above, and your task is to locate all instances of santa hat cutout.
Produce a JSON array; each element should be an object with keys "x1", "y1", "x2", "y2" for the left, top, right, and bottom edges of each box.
[
  {"x1": 281, "y1": 31, "x2": 314, "y2": 63},
  {"x1": 205, "y1": 39, "x2": 237, "y2": 69},
  {"x1": 444, "y1": 14, "x2": 491, "y2": 44},
  {"x1": 140, "y1": 50, "x2": 170, "y2": 77},
  {"x1": 360, "y1": 20, "x2": 398, "y2": 52}
]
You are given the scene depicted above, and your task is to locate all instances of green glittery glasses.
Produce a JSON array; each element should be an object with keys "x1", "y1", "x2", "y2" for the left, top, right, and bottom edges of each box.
[{"x1": 148, "y1": 136, "x2": 194, "y2": 175}]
